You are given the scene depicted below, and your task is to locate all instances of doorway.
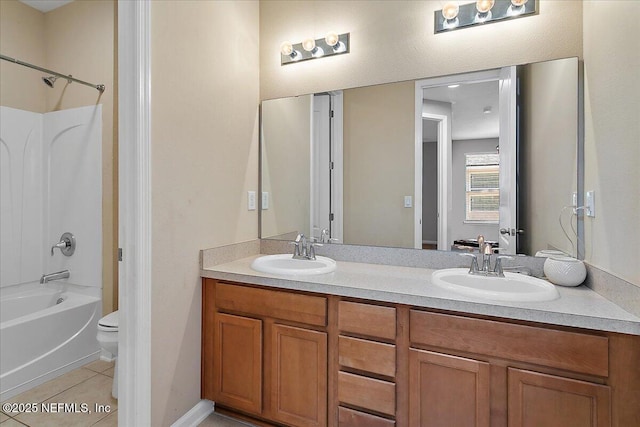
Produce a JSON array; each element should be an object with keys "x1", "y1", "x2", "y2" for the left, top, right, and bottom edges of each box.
[{"x1": 415, "y1": 67, "x2": 517, "y2": 254}]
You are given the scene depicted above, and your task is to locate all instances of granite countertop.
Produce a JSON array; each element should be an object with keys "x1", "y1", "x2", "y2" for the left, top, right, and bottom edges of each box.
[{"x1": 201, "y1": 254, "x2": 640, "y2": 336}]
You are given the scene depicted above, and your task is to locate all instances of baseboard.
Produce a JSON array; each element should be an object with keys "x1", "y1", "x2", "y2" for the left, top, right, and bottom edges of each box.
[{"x1": 170, "y1": 400, "x2": 215, "y2": 427}]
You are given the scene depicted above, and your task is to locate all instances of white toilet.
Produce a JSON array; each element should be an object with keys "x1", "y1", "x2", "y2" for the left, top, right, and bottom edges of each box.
[{"x1": 96, "y1": 310, "x2": 118, "y2": 399}]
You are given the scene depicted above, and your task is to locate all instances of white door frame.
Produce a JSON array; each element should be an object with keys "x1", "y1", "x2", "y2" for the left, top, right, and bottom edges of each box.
[
  {"x1": 419, "y1": 113, "x2": 449, "y2": 250},
  {"x1": 118, "y1": 1, "x2": 152, "y2": 425},
  {"x1": 498, "y1": 66, "x2": 518, "y2": 254},
  {"x1": 415, "y1": 70, "x2": 503, "y2": 251}
]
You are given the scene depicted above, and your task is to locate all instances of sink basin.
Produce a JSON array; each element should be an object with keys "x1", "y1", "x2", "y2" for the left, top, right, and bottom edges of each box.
[
  {"x1": 431, "y1": 268, "x2": 559, "y2": 302},
  {"x1": 251, "y1": 254, "x2": 337, "y2": 276}
]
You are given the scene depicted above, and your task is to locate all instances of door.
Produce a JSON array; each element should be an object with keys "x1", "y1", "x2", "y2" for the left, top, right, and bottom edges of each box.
[
  {"x1": 212, "y1": 312, "x2": 262, "y2": 414},
  {"x1": 271, "y1": 324, "x2": 327, "y2": 427},
  {"x1": 409, "y1": 349, "x2": 490, "y2": 427},
  {"x1": 311, "y1": 94, "x2": 331, "y2": 241},
  {"x1": 498, "y1": 66, "x2": 518, "y2": 254},
  {"x1": 508, "y1": 368, "x2": 611, "y2": 427},
  {"x1": 311, "y1": 93, "x2": 343, "y2": 243}
]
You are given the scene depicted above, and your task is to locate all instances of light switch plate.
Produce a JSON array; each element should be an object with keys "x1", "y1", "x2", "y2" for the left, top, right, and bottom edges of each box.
[
  {"x1": 404, "y1": 196, "x2": 412, "y2": 208},
  {"x1": 586, "y1": 190, "x2": 595, "y2": 217},
  {"x1": 262, "y1": 192, "x2": 269, "y2": 210},
  {"x1": 248, "y1": 191, "x2": 256, "y2": 211}
]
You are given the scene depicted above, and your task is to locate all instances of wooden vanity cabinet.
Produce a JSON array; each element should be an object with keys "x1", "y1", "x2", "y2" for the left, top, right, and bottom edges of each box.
[
  {"x1": 337, "y1": 301, "x2": 398, "y2": 426},
  {"x1": 203, "y1": 278, "x2": 640, "y2": 427},
  {"x1": 407, "y1": 310, "x2": 637, "y2": 427},
  {"x1": 202, "y1": 279, "x2": 328, "y2": 427}
]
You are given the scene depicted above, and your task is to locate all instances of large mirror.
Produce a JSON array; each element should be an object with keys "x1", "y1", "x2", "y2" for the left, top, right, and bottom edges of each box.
[{"x1": 260, "y1": 57, "x2": 582, "y2": 257}]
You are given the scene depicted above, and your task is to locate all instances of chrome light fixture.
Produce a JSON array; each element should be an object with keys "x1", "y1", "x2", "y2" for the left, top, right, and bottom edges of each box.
[
  {"x1": 434, "y1": 0, "x2": 537, "y2": 33},
  {"x1": 280, "y1": 32, "x2": 350, "y2": 65}
]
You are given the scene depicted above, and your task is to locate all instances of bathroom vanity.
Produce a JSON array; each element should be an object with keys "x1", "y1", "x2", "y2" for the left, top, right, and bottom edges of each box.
[{"x1": 201, "y1": 251, "x2": 640, "y2": 427}]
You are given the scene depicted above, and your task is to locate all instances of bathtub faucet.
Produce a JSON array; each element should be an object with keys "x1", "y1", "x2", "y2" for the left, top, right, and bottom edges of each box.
[{"x1": 40, "y1": 269, "x2": 70, "y2": 284}]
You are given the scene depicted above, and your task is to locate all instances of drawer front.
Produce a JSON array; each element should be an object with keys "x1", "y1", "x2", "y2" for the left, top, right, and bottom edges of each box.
[
  {"x1": 215, "y1": 282, "x2": 327, "y2": 326},
  {"x1": 339, "y1": 301, "x2": 396, "y2": 340},
  {"x1": 410, "y1": 310, "x2": 609, "y2": 377},
  {"x1": 339, "y1": 336, "x2": 396, "y2": 378},
  {"x1": 338, "y1": 371, "x2": 396, "y2": 416},
  {"x1": 338, "y1": 406, "x2": 395, "y2": 427}
]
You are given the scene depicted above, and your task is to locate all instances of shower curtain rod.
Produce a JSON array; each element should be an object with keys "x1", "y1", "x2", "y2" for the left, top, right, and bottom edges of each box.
[{"x1": 0, "y1": 53, "x2": 105, "y2": 93}]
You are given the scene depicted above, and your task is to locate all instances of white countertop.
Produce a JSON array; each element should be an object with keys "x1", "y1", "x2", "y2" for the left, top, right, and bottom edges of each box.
[{"x1": 201, "y1": 255, "x2": 640, "y2": 336}]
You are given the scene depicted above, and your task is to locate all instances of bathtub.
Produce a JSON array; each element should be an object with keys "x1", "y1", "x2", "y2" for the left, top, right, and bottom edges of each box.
[{"x1": 0, "y1": 283, "x2": 101, "y2": 401}]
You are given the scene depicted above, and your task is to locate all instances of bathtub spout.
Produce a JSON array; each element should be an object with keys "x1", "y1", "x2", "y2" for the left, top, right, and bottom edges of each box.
[{"x1": 40, "y1": 270, "x2": 70, "y2": 284}]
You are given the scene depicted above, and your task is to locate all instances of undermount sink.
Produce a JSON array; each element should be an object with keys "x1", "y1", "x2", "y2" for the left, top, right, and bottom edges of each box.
[
  {"x1": 251, "y1": 254, "x2": 337, "y2": 276},
  {"x1": 431, "y1": 268, "x2": 559, "y2": 302}
]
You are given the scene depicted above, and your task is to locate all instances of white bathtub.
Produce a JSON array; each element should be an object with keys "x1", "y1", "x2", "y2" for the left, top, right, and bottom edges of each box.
[{"x1": 0, "y1": 283, "x2": 101, "y2": 401}]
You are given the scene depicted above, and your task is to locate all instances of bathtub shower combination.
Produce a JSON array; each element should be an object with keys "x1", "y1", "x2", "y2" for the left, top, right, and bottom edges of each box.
[
  {"x1": 0, "y1": 104, "x2": 103, "y2": 401},
  {"x1": 0, "y1": 284, "x2": 101, "y2": 400}
]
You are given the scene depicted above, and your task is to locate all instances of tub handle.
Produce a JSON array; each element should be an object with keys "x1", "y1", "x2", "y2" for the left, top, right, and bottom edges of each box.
[{"x1": 51, "y1": 232, "x2": 76, "y2": 256}]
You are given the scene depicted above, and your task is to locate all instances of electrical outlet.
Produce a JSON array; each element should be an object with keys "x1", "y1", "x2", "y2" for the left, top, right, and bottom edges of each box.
[
  {"x1": 586, "y1": 190, "x2": 595, "y2": 217},
  {"x1": 248, "y1": 191, "x2": 256, "y2": 211},
  {"x1": 262, "y1": 192, "x2": 269, "y2": 210}
]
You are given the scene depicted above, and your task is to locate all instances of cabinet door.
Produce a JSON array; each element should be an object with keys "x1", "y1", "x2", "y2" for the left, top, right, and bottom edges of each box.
[
  {"x1": 271, "y1": 324, "x2": 327, "y2": 427},
  {"x1": 409, "y1": 349, "x2": 490, "y2": 427},
  {"x1": 212, "y1": 312, "x2": 262, "y2": 414},
  {"x1": 508, "y1": 368, "x2": 611, "y2": 427}
]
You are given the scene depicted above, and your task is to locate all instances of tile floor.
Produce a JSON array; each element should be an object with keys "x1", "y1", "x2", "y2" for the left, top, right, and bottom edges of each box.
[
  {"x1": 0, "y1": 359, "x2": 117, "y2": 427},
  {"x1": 1, "y1": 360, "x2": 255, "y2": 427}
]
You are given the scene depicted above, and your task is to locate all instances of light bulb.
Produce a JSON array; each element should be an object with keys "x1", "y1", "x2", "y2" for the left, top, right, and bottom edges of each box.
[
  {"x1": 325, "y1": 32, "x2": 339, "y2": 47},
  {"x1": 302, "y1": 38, "x2": 316, "y2": 52},
  {"x1": 442, "y1": 2, "x2": 459, "y2": 20},
  {"x1": 476, "y1": 0, "x2": 495, "y2": 13},
  {"x1": 511, "y1": 0, "x2": 528, "y2": 6},
  {"x1": 280, "y1": 41, "x2": 293, "y2": 56}
]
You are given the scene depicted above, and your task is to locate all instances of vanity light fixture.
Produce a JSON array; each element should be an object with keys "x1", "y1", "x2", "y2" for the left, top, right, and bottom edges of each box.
[
  {"x1": 280, "y1": 32, "x2": 350, "y2": 65},
  {"x1": 441, "y1": 2, "x2": 460, "y2": 29},
  {"x1": 434, "y1": 0, "x2": 537, "y2": 33},
  {"x1": 280, "y1": 41, "x2": 301, "y2": 61},
  {"x1": 302, "y1": 37, "x2": 324, "y2": 58},
  {"x1": 474, "y1": 0, "x2": 495, "y2": 23}
]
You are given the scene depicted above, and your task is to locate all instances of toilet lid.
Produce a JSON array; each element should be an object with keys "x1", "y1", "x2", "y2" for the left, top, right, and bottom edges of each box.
[{"x1": 98, "y1": 310, "x2": 118, "y2": 331}]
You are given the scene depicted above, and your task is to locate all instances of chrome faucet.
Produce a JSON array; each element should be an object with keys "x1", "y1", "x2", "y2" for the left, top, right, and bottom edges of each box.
[
  {"x1": 40, "y1": 269, "x2": 70, "y2": 284},
  {"x1": 460, "y1": 235, "x2": 512, "y2": 277},
  {"x1": 320, "y1": 228, "x2": 339, "y2": 244},
  {"x1": 291, "y1": 233, "x2": 322, "y2": 260}
]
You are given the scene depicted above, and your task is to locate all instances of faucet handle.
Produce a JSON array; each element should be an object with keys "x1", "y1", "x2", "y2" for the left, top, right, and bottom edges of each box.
[
  {"x1": 460, "y1": 253, "x2": 479, "y2": 273},
  {"x1": 493, "y1": 255, "x2": 514, "y2": 276},
  {"x1": 51, "y1": 232, "x2": 76, "y2": 256}
]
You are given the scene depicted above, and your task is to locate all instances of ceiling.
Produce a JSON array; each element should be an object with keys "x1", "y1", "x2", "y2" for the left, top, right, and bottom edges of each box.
[
  {"x1": 20, "y1": 0, "x2": 73, "y2": 13},
  {"x1": 422, "y1": 80, "x2": 500, "y2": 141}
]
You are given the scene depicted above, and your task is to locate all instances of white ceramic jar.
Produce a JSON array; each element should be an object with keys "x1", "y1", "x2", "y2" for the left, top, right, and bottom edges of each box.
[{"x1": 543, "y1": 256, "x2": 587, "y2": 287}]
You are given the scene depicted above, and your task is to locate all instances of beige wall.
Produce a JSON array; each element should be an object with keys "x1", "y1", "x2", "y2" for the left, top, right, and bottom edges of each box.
[
  {"x1": 0, "y1": 1, "x2": 46, "y2": 112},
  {"x1": 583, "y1": 1, "x2": 640, "y2": 285},
  {"x1": 0, "y1": 0, "x2": 117, "y2": 314},
  {"x1": 150, "y1": 1, "x2": 260, "y2": 425},
  {"x1": 520, "y1": 58, "x2": 578, "y2": 257},
  {"x1": 343, "y1": 81, "x2": 415, "y2": 248},
  {"x1": 260, "y1": 0, "x2": 582, "y2": 100},
  {"x1": 261, "y1": 95, "x2": 312, "y2": 239}
]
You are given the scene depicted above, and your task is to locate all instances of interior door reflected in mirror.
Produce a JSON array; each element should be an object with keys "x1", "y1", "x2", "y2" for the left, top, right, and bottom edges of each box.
[{"x1": 260, "y1": 57, "x2": 582, "y2": 257}]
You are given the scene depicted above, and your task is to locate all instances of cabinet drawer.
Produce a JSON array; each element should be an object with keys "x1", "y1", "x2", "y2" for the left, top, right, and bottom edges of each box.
[
  {"x1": 410, "y1": 310, "x2": 609, "y2": 377},
  {"x1": 215, "y1": 282, "x2": 327, "y2": 326},
  {"x1": 339, "y1": 301, "x2": 396, "y2": 340},
  {"x1": 338, "y1": 406, "x2": 395, "y2": 427},
  {"x1": 338, "y1": 371, "x2": 395, "y2": 416},
  {"x1": 339, "y1": 336, "x2": 396, "y2": 378}
]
